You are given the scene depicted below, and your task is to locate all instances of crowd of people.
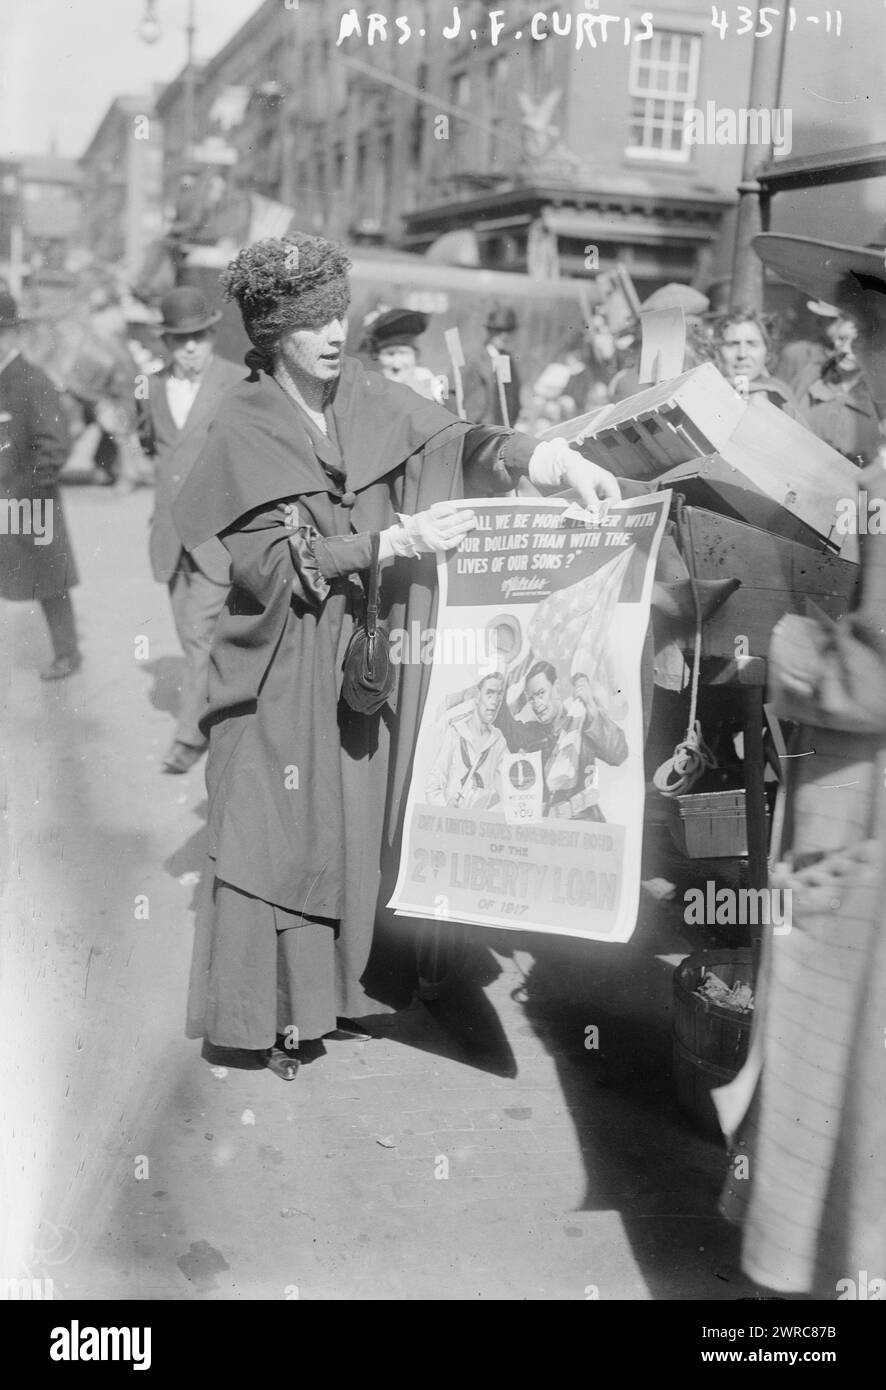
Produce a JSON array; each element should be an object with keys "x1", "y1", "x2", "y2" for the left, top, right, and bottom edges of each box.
[
  {"x1": 518, "y1": 286, "x2": 883, "y2": 469},
  {"x1": 2, "y1": 224, "x2": 884, "y2": 1298}
]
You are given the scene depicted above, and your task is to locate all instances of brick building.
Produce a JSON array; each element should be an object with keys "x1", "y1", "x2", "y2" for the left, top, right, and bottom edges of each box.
[{"x1": 151, "y1": 1, "x2": 886, "y2": 295}]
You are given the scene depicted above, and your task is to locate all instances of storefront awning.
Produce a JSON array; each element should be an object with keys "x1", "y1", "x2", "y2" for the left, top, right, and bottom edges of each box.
[{"x1": 541, "y1": 207, "x2": 717, "y2": 246}]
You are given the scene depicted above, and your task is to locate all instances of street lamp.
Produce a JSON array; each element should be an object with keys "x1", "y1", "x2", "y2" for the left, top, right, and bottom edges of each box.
[{"x1": 138, "y1": 0, "x2": 161, "y2": 44}]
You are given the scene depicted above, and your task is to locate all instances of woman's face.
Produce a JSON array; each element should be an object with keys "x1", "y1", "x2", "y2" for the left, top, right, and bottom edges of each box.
[
  {"x1": 377, "y1": 344, "x2": 417, "y2": 379},
  {"x1": 279, "y1": 316, "x2": 348, "y2": 383},
  {"x1": 718, "y1": 320, "x2": 768, "y2": 383},
  {"x1": 826, "y1": 317, "x2": 859, "y2": 372}
]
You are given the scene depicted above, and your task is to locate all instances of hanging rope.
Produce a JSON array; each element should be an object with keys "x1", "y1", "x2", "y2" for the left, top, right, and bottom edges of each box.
[{"x1": 653, "y1": 500, "x2": 718, "y2": 798}]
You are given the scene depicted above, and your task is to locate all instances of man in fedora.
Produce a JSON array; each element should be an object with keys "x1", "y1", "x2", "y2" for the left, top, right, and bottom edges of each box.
[
  {"x1": 0, "y1": 290, "x2": 81, "y2": 679},
  {"x1": 139, "y1": 286, "x2": 244, "y2": 772},
  {"x1": 462, "y1": 303, "x2": 522, "y2": 426}
]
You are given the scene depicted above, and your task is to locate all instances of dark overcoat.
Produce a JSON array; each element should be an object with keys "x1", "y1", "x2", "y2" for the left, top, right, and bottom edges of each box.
[
  {"x1": 462, "y1": 349, "x2": 522, "y2": 427},
  {"x1": 0, "y1": 352, "x2": 77, "y2": 602},
  {"x1": 173, "y1": 357, "x2": 530, "y2": 1027}
]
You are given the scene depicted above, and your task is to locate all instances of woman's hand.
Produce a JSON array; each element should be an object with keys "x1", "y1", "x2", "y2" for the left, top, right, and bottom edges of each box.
[
  {"x1": 528, "y1": 437, "x2": 621, "y2": 506},
  {"x1": 384, "y1": 501, "x2": 477, "y2": 557}
]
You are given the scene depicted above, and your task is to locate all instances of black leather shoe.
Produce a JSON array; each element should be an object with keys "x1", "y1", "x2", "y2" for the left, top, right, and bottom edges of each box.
[
  {"x1": 40, "y1": 654, "x2": 82, "y2": 681},
  {"x1": 161, "y1": 741, "x2": 206, "y2": 774},
  {"x1": 265, "y1": 1047, "x2": 300, "y2": 1081}
]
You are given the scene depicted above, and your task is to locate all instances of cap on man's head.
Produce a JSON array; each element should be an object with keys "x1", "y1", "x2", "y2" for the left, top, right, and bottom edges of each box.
[
  {"x1": 640, "y1": 283, "x2": 710, "y2": 317},
  {"x1": 486, "y1": 304, "x2": 518, "y2": 333},
  {"x1": 366, "y1": 308, "x2": 429, "y2": 353},
  {"x1": 0, "y1": 291, "x2": 21, "y2": 328},
  {"x1": 157, "y1": 286, "x2": 222, "y2": 336}
]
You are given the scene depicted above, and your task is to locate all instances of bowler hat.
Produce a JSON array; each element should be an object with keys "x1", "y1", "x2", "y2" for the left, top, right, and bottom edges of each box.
[
  {"x1": 156, "y1": 286, "x2": 222, "y2": 336},
  {"x1": 753, "y1": 226, "x2": 886, "y2": 305},
  {"x1": 0, "y1": 291, "x2": 21, "y2": 327},
  {"x1": 486, "y1": 304, "x2": 518, "y2": 333},
  {"x1": 367, "y1": 308, "x2": 429, "y2": 352}
]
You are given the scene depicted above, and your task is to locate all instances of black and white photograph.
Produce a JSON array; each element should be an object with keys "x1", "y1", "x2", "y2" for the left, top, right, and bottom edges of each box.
[{"x1": 1, "y1": 0, "x2": 885, "y2": 1340}]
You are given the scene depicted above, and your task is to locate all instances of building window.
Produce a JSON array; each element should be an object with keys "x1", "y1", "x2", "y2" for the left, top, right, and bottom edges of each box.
[{"x1": 626, "y1": 30, "x2": 701, "y2": 163}]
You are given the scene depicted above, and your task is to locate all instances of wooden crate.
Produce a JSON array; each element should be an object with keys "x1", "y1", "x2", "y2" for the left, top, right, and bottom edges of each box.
[
  {"x1": 562, "y1": 364, "x2": 746, "y2": 479},
  {"x1": 720, "y1": 401, "x2": 862, "y2": 558},
  {"x1": 669, "y1": 789, "x2": 756, "y2": 859},
  {"x1": 678, "y1": 507, "x2": 858, "y2": 660},
  {"x1": 656, "y1": 455, "x2": 836, "y2": 554}
]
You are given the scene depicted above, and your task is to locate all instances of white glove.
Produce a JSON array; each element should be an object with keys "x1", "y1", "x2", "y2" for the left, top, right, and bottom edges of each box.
[
  {"x1": 528, "y1": 437, "x2": 621, "y2": 506},
  {"x1": 380, "y1": 501, "x2": 477, "y2": 559}
]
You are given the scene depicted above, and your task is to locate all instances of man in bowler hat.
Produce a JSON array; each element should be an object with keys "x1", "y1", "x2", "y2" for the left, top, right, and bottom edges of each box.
[
  {"x1": 139, "y1": 286, "x2": 244, "y2": 772},
  {"x1": 462, "y1": 304, "x2": 522, "y2": 426},
  {"x1": 0, "y1": 291, "x2": 81, "y2": 679}
]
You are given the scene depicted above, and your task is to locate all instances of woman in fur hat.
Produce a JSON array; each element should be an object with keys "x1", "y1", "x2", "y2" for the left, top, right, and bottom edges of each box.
[{"x1": 173, "y1": 233, "x2": 620, "y2": 1079}]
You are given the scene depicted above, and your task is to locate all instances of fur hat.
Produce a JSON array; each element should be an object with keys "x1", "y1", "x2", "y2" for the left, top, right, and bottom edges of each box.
[{"x1": 220, "y1": 233, "x2": 352, "y2": 355}]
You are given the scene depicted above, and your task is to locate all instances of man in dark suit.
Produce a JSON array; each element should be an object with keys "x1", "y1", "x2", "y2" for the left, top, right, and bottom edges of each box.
[
  {"x1": 139, "y1": 287, "x2": 244, "y2": 772},
  {"x1": 462, "y1": 304, "x2": 522, "y2": 426},
  {"x1": 0, "y1": 292, "x2": 81, "y2": 679}
]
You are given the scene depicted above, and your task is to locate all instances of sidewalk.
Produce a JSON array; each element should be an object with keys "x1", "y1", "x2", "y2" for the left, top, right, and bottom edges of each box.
[{"x1": 1, "y1": 486, "x2": 756, "y2": 1300}]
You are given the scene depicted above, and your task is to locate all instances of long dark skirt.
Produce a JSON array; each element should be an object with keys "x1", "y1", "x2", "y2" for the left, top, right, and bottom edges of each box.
[{"x1": 186, "y1": 873, "x2": 378, "y2": 1049}]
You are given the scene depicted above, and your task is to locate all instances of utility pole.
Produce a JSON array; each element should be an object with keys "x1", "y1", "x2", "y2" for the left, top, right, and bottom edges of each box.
[{"x1": 729, "y1": 4, "x2": 790, "y2": 308}]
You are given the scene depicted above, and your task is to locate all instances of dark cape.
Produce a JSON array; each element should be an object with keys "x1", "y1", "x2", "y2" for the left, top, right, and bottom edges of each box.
[{"x1": 173, "y1": 356, "x2": 527, "y2": 1042}]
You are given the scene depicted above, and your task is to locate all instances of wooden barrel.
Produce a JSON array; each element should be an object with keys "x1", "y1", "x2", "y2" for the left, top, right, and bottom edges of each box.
[{"x1": 672, "y1": 949, "x2": 754, "y2": 1138}]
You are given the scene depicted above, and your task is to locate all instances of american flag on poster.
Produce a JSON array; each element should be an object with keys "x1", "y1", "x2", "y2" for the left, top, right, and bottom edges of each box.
[{"x1": 389, "y1": 492, "x2": 670, "y2": 944}]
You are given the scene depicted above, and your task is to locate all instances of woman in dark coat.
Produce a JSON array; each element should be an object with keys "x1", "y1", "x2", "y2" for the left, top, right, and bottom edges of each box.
[
  {"x1": 0, "y1": 292, "x2": 80, "y2": 679},
  {"x1": 173, "y1": 234, "x2": 621, "y2": 1078}
]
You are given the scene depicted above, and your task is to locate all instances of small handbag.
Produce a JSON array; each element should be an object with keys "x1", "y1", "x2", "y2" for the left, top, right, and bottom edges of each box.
[{"x1": 341, "y1": 532, "x2": 395, "y2": 716}]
